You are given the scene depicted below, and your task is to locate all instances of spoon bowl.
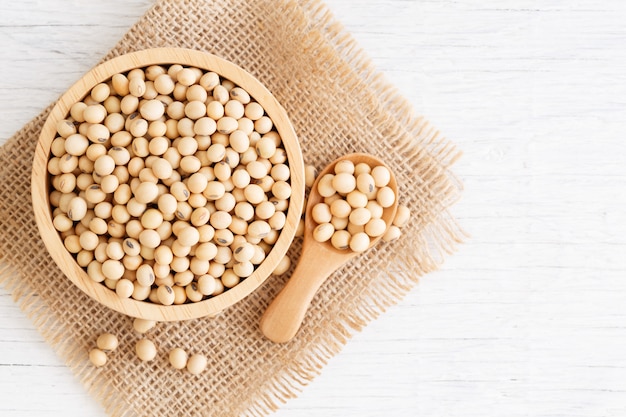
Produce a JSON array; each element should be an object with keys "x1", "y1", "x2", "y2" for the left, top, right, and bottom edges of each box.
[{"x1": 260, "y1": 153, "x2": 398, "y2": 343}]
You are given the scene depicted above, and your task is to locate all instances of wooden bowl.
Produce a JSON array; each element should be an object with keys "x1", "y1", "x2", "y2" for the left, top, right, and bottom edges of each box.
[{"x1": 32, "y1": 48, "x2": 304, "y2": 321}]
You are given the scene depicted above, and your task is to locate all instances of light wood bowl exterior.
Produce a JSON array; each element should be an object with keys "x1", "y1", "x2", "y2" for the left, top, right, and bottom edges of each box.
[{"x1": 31, "y1": 48, "x2": 304, "y2": 322}]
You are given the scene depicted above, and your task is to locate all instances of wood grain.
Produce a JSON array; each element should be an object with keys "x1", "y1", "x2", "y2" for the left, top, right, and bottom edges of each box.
[{"x1": 2, "y1": 0, "x2": 626, "y2": 416}]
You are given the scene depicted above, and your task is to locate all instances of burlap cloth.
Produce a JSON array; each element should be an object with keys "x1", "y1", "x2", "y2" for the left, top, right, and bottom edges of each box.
[{"x1": 0, "y1": 0, "x2": 464, "y2": 415}]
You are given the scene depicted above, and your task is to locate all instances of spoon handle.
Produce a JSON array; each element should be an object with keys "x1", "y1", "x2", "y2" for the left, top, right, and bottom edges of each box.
[{"x1": 260, "y1": 244, "x2": 346, "y2": 343}]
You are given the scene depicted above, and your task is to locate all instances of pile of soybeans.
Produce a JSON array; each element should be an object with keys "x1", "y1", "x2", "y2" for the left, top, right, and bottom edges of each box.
[{"x1": 46, "y1": 64, "x2": 293, "y2": 306}]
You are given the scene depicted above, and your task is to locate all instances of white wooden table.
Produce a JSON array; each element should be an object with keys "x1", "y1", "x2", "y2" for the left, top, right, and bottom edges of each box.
[{"x1": 2, "y1": 0, "x2": 626, "y2": 415}]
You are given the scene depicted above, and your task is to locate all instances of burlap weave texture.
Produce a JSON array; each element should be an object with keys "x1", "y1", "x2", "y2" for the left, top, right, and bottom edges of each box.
[{"x1": 0, "y1": 0, "x2": 463, "y2": 415}]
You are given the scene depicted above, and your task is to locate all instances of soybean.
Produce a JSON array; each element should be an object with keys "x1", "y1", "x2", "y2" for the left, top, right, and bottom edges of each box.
[
  {"x1": 89, "y1": 348, "x2": 107, "y2": 367},
  {"x1": 135, "y1": 339, "x2": 157, "y2": 361},
  {"x1": 169, "y1": 348, "x2": 188, "y2": 370},
  {"x1": 186, "y1": 353, "x2": 208, "y2": 375},
  {"x1": 96, "y1": 333, "x2": 119, "y2": 352}
]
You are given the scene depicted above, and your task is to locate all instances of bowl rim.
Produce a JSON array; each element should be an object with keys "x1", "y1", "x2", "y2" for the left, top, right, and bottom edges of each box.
[{"x1": 31, "y1": 47, "x2": 304, "y2": 321}]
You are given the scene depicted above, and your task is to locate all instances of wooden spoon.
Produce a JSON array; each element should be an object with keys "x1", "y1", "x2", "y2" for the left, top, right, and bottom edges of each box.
[{"x1": 260, "y1": 153, "x2": 399, "y2": 343}]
